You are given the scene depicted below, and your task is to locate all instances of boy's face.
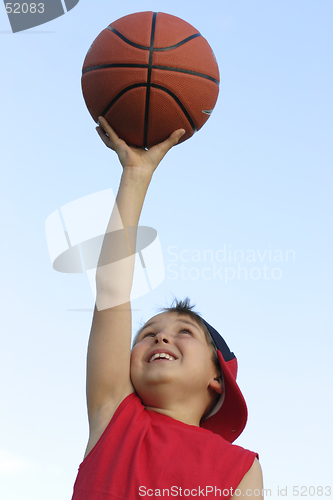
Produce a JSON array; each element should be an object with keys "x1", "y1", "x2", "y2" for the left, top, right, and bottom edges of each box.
[{"x1": 130, "y1": 312, "x2": 222, "y2": 408}]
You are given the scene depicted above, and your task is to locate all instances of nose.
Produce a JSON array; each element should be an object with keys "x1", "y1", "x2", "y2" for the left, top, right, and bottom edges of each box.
[{"x1": 154, "y1": 332, "x2": 170, "y2": 344}]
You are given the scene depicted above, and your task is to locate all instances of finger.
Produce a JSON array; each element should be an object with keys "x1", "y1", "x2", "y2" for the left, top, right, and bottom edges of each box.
[
  {"x1": 97, "y1": 117, "x2": 130, "y2": 156},
  {"x1": 153, "y1": 128, "x2": 186, "y2": 157},
  {"x1": 96, "y1": 126, "x2": 116, "y2": 150},
  {"x1": 164, "y1": 128, "x2": 186, "y2": 148},
  {"x1": 170, "y1": 128, "x2": 186, "y2": 144},
  {"x1": 98, "y1": 117, "x2": 120, "y2": 144}
]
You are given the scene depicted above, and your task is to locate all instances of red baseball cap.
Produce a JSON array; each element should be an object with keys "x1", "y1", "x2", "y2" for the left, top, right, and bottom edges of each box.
[{"x1": 200, "y1": 320, "x2": 248, "y2": 443}]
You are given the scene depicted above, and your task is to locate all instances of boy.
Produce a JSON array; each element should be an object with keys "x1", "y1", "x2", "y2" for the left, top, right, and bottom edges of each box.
[{"x1": 71, "y1": 117, "x2": 263, "y2": 499}]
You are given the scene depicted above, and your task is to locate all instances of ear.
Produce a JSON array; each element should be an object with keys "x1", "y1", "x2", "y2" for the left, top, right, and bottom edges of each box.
[{"x1": 208, "y1": 376, "x2": 224, "y2": 395}]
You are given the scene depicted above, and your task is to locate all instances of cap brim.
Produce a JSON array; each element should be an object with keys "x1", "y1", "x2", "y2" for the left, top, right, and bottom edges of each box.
[{"x1": 201, "y1": 350, "x2": 248, "y2": 443}]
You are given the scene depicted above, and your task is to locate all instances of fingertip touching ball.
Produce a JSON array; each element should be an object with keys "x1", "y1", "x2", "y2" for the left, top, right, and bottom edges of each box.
[{"x1": 82, "y1": 11, "x2": 219, "y2": 148}]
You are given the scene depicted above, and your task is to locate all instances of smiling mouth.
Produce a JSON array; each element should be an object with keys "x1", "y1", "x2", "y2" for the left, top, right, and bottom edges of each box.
[{"x1": 149, "y1": 353, "x2": 176, "y2": 363}]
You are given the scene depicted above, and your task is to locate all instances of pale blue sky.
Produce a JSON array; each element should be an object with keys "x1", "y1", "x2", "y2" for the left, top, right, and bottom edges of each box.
[{"x1": 1, "y1": 1, "x2": 332, "y2": 499}]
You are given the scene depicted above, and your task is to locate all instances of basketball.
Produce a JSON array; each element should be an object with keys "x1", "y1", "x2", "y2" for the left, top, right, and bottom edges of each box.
[{"x1": 82, "y1": 12, "x2": 220, "y2": 148}]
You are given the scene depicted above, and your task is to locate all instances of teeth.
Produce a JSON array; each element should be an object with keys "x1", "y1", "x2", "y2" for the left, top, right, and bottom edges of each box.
[{"x1": 149, "y1": 353, "x2": 175, "y2": 362}]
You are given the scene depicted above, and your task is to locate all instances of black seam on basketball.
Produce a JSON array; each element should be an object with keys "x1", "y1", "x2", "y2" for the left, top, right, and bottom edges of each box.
[
  {"x1": 143, "y1": 12, "x2": 157, "y2": 149},
  {"x1": 151, "y1": 83, "x2": 197, "y2": 132},
  {"x1": 106, "y1": 27, "x2": 150, "y2": 50},
  {"x1": 82, "y1": 63, "x2": 148, "y2": 74},
  {"x1": 153, "y1": 65, "x2": 219, "y2": 84},
  {"x1": 106, "y1": 26, "x2": 202, "y2": 52},
  {"x1": 100, "y1": 83, "x2": 147, "y2": 118},
  {"x1": 82, "y1": 63, "x2": 219, "y2": 85},
  {"x1": 153, "y1": 33, "x2": 202, "y2": 51}
]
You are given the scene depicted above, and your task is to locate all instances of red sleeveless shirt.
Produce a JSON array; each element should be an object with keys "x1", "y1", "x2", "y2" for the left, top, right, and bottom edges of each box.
[{"x1": 72, "y1": 393, "x2": 257, "y2": 499}]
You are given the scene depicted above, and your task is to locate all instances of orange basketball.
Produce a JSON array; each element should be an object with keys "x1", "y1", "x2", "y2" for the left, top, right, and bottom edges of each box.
[{"x1": 82, "y1": 12, "x2": 220, "y2": 148}]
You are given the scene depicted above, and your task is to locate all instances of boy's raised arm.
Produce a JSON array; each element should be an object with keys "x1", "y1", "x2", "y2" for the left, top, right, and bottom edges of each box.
[{"x1": 85, "y1": 118, "x2": 185, "y2": 441}]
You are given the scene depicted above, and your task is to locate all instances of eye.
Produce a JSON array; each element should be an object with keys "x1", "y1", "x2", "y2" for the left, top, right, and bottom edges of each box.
[
  {"x1": 142, "y1": 332, "x2": 155, "y2": 339},
  {"x1": 179, "y1": 329, "x2": 192, "y2": 335}
]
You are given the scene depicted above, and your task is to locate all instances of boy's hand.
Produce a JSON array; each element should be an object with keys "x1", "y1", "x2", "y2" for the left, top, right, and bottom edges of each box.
[{"x1": 96, "y1": 116, "x2": 185, "y2": 177}]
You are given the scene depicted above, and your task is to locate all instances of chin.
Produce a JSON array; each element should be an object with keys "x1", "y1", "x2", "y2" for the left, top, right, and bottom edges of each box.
[{"x1": 133, "y1": 374, "x2": 177, "y2": 404}]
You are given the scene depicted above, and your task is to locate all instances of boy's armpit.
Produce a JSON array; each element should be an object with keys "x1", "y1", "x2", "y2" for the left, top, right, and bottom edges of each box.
[
  {"x1": 84, "y1": 392, "x2": 133, "y2": 459},
  {"x1": 231, "y1": 458, "x2": 263, "y2": 500}
]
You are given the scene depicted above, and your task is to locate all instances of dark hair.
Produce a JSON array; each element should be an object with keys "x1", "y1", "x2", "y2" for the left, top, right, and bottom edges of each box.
[{"x1": 133, "y1": 297, "x2": 221, "y2": 373}]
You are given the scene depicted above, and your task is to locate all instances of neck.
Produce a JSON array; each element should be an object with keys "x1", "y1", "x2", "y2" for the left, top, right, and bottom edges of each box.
[
  {"x1": 142, "y1": 387, "x2": 210, "y2": 427},
  {"x1": 144, "y1": 404, "x2": 202, "y2": 427}
]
